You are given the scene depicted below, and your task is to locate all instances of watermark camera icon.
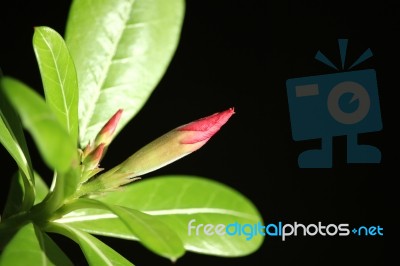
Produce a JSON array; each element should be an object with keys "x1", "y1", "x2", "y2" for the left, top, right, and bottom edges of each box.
[{"x1": 286, "y1": 39, "x2": 382, "y2": 168}]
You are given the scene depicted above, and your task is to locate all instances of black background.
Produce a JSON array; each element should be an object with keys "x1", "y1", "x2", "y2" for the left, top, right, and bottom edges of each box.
[{"x1": 1, "y1": 0, "x2": 394, "y2": 265}]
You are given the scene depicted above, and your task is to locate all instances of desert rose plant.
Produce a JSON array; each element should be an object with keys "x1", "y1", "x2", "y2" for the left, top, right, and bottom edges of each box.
[{"x1": 0, "y1": 0, "x2": 263, "y2": 264}]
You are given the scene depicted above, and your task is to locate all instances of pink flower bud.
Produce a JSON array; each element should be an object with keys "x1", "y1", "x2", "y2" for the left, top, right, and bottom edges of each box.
[
  {"x1": 177, "y1": 107, "x2": 235, "y2": 147},
  {"x1": 83, "y1": 143, "x2": 106, "y2": 171},
  {"x1": 101, "y1": 108, "x2": 235, "y2": 180},
  {"x1": 94, "y1": 109, "x2": 123, "y2": 147},
  {"x1": 81, "y1": 141, "x2": 93, "y2": 160}
]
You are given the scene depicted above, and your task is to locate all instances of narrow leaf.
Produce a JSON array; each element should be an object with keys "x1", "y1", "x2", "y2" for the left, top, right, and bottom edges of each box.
[
  {"x1": 2, "y1": 172, "x2": 24, "y2": 218},
  {"x1": 56, "y1": 176, "x2": 264, "y2": 257},
  {"x1": 4, "y1": 172, "x2": 48, "y2": 218},
  {"x1": 34, "y1": 172, "x2": 49, "y2": 205},
  {"x1": 33, "y1": 26, "x2": 79, "y2": 145},
  {"x1": 0, "y1": 223, "x2": 73, "y2": 266},
  {"x1": 65, "y1": 0, "x2": 185, "y2": 147},
  {"x1": 45, "y1": 222, "x2": 133, "y2": 266},
  {"x1": 1, "y1": 76, "x2": 78, "y2": 174},
  {"x1": 0, "y1": 81, "x2": 34, "y2": 211}
]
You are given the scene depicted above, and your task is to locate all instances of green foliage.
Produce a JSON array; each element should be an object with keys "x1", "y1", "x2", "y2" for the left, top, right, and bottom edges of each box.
[
  {"x1": 45, "y1": 222, "x2": 133, "y2": 266},
  {"x1": 59, "y1": 176, "x2": 264, "y2": 257},
  {"x1": 0, "y1": 0, "x2": 264, "y2": 264},
  {"x1": 65, "y1": 0, "x2": 185, "y2": 147},
  {"x1": 33, "y1": 26, "x2": 79, "y2": 146},
  {"x1": 0, "y1": 223, "x2": 73, "y2": 266},
  {"x1": 1, "y1": 77, "x2": 78, "y2": 174},
  {"x1": 0, "y1": 87, "x2": 34, "y2": 213}
]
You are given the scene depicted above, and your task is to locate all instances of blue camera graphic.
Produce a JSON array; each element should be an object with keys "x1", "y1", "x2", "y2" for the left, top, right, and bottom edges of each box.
[{"x1": 286, "y1": 39, "x2": 382, "y2": 168}]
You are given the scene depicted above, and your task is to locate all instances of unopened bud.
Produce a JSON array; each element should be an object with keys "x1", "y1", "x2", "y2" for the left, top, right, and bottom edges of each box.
[
  {"x1": 104, "y1": 108, "x2": 235, "y2": 180},
  {"x1": 94, "y1": 109, "x2": 123, "y2": 147},
  {"x1": 83, "y1": 143, "x2": 106, "y2": 171}
]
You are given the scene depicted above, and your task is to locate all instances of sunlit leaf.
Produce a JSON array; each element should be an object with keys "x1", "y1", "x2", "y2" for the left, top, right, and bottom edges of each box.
[
  {"x1": 1, "y1": 76, "x2": 78, "y2": 174},
  {"x1": 56, "y1": 176, "x2": 264, "y2": 257},
  {"x1": 2, "y1": 77, "x2": 79, "y2": 209},
  {"x1": 45, "y1": 222, "x2": 134, "y2": 266},
  {"x1": 33, "y1": 26, "x2": 79, "y2": 145},
  {"x1": 0, "y1": 223, "x2": 73, "y2": 266},
  {"x1": 65, "y1": 0, "x2": 185, "y2": 147},
  {"x1": 57, "y1": 198, "x2": 184, "y2": 261}
]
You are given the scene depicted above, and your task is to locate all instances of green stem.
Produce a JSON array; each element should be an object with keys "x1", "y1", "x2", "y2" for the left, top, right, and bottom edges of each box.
[{"x1": 50, "y1": 197, "x2": 107, "y2": 221}]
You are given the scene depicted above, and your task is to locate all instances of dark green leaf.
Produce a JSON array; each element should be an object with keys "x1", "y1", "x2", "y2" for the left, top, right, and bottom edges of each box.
[
  {"x1": 45, "y1": 222, "x2": 134, "y2": 266},
  {"x1": 0, "y1": 223, "x2": 73, "y2": 266},
  {"x1": 33, "y1": 26, "x2": 79, "y2": 145},
  {"x1": 65, "y1": 0, "x2": 185, "y2": 147},
  {"x1": 2, "y1": 172, "x2": 25, "y2": 218},
  {"x1": 0, "y1": 171, "x2": 48, "y2": 218},
  {"x1": 0, "y1": 80, "x2": 34, "y2": 211},
  {"x1": 4, "y1": 171, "x2": 49, "y2": 216}
]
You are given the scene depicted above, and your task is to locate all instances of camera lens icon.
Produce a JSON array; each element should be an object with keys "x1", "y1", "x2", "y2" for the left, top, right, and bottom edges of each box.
[
  {"x1": 286, "y1": 69, "x2": 382, "y2": 168},
  {"x1": 327, "y1": 81, "x2": 370, "y2": 125}
]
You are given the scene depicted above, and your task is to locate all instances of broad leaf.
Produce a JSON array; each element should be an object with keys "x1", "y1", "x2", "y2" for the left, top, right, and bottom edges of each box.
[
  {"x1": 0, "y1": 81, "x2": 34, "y2": 211},
  {"x1": 0, "y1": 223, "x2": 73, "y2": 266},
  {"x1": 65, "y1": 0, "x2": 185, "y2": 147},
  {"x1": 56, "y1": 176, "x2": 264, "y2": 257},
  {"x1": 57, "y1": 198, "x2": 184, "y2": 261},
  {"x1": 33, "y1": 26, "x2": 79, "y2": 145},
  {"x1": 1, "y1": 77, "x2": 78, "y2": 174},
  {"x1": 45, "y1": 222, "x2": 133, "y2": 266}
]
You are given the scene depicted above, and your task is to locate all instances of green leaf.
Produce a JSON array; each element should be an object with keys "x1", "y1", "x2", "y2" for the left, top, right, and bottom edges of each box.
[
  {"x1": 0, "y1": 223, "x2": 73, "y2": 266},
  {"x1": 57, "y1": 198, "x2": 184, "y2": 261},
  {"x1": 4, "y1": 172, "x2": 49, "y2": 216},
  {"x1": 55, "y1": 176, "x2": 264, "y2": 257},
  {"x1": 34, "y1": 172, "x2": 49, "y2": 205},
  {"x1": 33, "y1": 26, "x2": 79, "y2": 145},
  {"x1": 0, "y1": 81, "x2": 35, "y2": 211},
  {"x1": 2, "y1": 172, "x2": 25, "y2": 218},
  {"x1": 65, "y1": 0, "x2": 185, "y2": 147},
  {"x1": 45, "y1": 222, "x2": 133, "y2": 266},
  {"x1": 1, "y1": 76, "x2": 78, "y2": 174}
]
